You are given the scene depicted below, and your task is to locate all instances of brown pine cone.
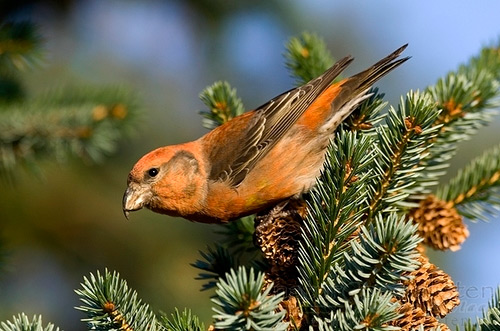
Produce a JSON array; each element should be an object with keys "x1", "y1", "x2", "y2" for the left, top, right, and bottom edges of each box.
[
  {"x1": 254, "y1": 199, "x2": 306, "y2": 292},
  {"x1": 278, "y1": 296, "x2": 303, "y2": 330},
  {"x1": 403, "y1": 255, "x2": 460, "y2": 318},
  {"x1": 409, "y1": 195, "x2": 469, "y2": 251}
]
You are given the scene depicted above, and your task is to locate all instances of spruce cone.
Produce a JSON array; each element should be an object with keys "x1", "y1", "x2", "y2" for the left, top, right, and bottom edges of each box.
[
  {"x1": 438, "y1": 323, "x2": 451, "y2": 331},
  {"x1": 409, "y1": 195, "x2": 469, "y2": 251},
  {"x1": 403, "y1": 255, "x2": 460, "y2": 318},
  {"x1": 392, "y1": 302, "x2": 451, "y2": 331},
  {"x1": 391, "y1": 303, "x2": 439, "y2": 331},
  {"x1": 255, "y1": 199, "x2": 306, "y2": 292},
  {"x1": 278, "y1": 296, "x2": 303, "y2": 330}
]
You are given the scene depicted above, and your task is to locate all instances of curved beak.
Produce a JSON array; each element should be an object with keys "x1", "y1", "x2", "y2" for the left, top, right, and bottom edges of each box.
[{"x1": 122, "y1": 184, "x2": 148, "y2": 220}]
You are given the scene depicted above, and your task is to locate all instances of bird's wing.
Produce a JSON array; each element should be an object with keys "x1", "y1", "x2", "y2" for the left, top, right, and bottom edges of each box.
[{"x1": 207, "y1": 55, "x2": 354, "y2": 187}]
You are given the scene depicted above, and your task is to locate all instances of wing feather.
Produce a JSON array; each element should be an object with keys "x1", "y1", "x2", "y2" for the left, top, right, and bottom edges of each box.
[{"x1": 211, "y1": 56, "x2": 354, "y2": 187}]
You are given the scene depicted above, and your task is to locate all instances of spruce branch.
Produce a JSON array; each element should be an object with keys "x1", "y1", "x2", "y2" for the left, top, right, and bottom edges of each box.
[
  {"x1": 199, "y1": 81, "x2": 244, "y2": 130},
  {"x1": 319, "y1": 214, "x2": 420, "y2": 310},
  {"x1": 160, "y1": 308, "x2": 205, "y2": 331},
  {"x1": 343, "y1": 88, "x2": 388, "y2": 133},
  {"x1": 0, "y1": 21, "x2": 44, "y2": 103},
  {"x1": 216, "y1": 216, "x2": 257, "y2": 254},
  {"x1": 437, "y1": 144, "x2": 500, "y2": 221},
  {"x1": 462, "y1": 286, "x2": 500, "y2": 331},
  {"x1": 75, "y1": 269, "x2": 164, "y2": 331},
  {"x1": 0, "y1": 313, "x2": 60, "y2": 331},
  {"x1": 0, "y1": 86, "x2": 139, "y2": 182},
  {"x1": 285, "y1": 32, "x2": 335, "y2": 85},
  {"x1": 316, "y1": 288, "x2": 400, "y2": 331},
  {"x1": 468, "y1": 44, "x2": 500, "y2": 79},
  {"x1": 413, "y1": 43, "x2": 500, "y2": 197},
  {"x1": 211, "y1": 266, "x2": 287, "y2": 330},
  {"x1": 297, "y1": 130, "x2": 375, "y2": 312},
  {"x1": 479, "y1": 286, "x2": 500, "y2": 330},
  {"x1": 192, "y1": 244, "x2": 237, "y2": 291},
  {"x1": 0, "y1": 21, "x2": 43, "y2": 73},
  {"x1": 367, "y1": 90, "x2": 440, "y2": 219}
]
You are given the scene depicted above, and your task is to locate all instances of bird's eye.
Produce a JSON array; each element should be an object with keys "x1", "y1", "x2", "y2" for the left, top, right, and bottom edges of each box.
[{"x1": 148, "y1": 168, "x2": 159, "y2": 177}]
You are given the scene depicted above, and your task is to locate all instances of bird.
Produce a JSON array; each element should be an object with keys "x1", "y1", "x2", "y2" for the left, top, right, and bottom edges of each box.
[{"x1": 123, "y1": 44, "x2": 409, "y2": 223}]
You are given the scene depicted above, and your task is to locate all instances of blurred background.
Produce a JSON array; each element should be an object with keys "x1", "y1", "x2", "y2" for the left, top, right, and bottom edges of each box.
[{"x1": 0, "y1": 0, "x2": 499, "y2": 329}]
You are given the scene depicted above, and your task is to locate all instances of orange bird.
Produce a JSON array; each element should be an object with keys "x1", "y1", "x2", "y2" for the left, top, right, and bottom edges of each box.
[{"x1": 123, "y1": 45, "x2": 409, "y2": 223}]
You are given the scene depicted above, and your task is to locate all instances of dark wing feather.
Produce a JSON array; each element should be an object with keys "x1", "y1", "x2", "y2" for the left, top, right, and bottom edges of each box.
[{"x1": 210, "y1": 55, "x2": 354, "y2": 187}]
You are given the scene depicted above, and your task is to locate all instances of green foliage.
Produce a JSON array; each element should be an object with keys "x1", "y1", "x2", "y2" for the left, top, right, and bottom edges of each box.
[
  {"x1": 0, "y1": 22, "x2": 141, "y2": 184},
  {"x1": 297, "y1": 130, "x2": 375, "y2": 311},
  {"x1": 319, "y1": 214, "x2": 420, "y2": 309},
  {"x1": 192, "y1": 244, "x2": 237, "y2": 290},
  {"x1": 0, "y1": 314, "x2": 59, "y2": 331},
  {"x1": 0, "y1": 21, "x2": 43, "y2": 103},
  {"x1": 462, "y1": 286, "x2": 500, "y2": 331},
  {"x1": 437, "y1": 144, "x2": 500, "y2": 221},
  {"x1": 316, "y1": 288, "x2": 400, "y2": 331},
  {"x1": 216, "y1": 216, "x2": 256, "y2": 254},
  {"x1": 285, "y1": 32, "x2": 335, "y2": 85},
  {"x1": 468, "y1": 44, "x2": 500, "y2": 79},
  {"x1": 0, "y1": 86, "x2": 139, "y2": 182},
  {"x1": 413, "y1": 42, "x2": 500, "y2": 199},
  {"x1": 160, "y1": 308, "x2": 205, "y2": 331},
  {"x1": 0, "y1": 21, "x2": 43, "y2": 73},
  {"x1": 211, "y1": 266, "x2": 288, "y2": 330},
  {"x1": 75, "y1": 269, "x2": 164, "y2": 331},
  {"x1": 199, "y1": 80, "x2": 245, "y2": 129},
  {"x1": 196, "y1": 83, "x2": 260, "y2": 292},
  {"x1": 192, "y1": 216, "x2": 263, "y2": 291},
  {"x1": 342, "y1": 88, "x2": 388, "y2": 133},
  {"x1": 367, "y1": 90, "x2": 441, "y2": 218},
  {"x1": 479, "y1": 286, "x2": 500, "y2": 330}
]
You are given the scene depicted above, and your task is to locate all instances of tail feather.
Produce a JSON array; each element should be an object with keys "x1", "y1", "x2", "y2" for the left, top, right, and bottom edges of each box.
[
  {"x1": 320, "y1": 44, "x2": 409, "y2": 133},
  {"x1": 354, "y1": 44, "x2": 410, "y2": 91}
]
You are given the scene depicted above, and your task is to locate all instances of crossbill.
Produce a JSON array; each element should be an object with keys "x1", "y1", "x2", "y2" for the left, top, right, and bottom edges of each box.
[{"x1": 123, "y1": 45, "x2": 409, "y2": 223}]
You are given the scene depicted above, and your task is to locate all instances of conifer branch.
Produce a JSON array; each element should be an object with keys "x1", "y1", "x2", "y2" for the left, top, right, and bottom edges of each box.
[
  {"x1": 0, "y1": 21, "x2": 43, "y2": 72},
  {"x1": 160, "y1": 308, "x2": 205, "y2": 331},
  {"x1": 319, "y1": 214, "x2": 420, "y2": 311},
  {"x1": 75, "y1": 269, "x2": 165, "y2": 331},
  {"x1": 463, "y1": 286, "x2": 500, "y2": 331},
  {"x1": 215, "y1": 216, "x2": 257, "y2": 254},
  {"x1": 366, "y1": 91, "x2": 440, "y2": 220},
  {"x1": 0, "y1": 86, "x2": 139, "y2": 182},
  {"x1": 343, "y1": 89, "x2": 388, "y2": 133},
  {"x1": 211, "y1": 266, "x2": 288, "y2": 330},
  {"x1": 0, "y1": 313, "x2": 60, "y2": 331},
  {"x1": 192, "y1": 244, "x2": 237, "y2": 291},
  {"x1": 468, "y1": 44, "x2": 500, "y2": 79},
  {"x1": 199, "y1": 81, "x2": 245, "y2": 130},
  {"x1": 478, "y1": 286, "x2": 500, "y2": 330},
  {"x1": 297, "y1": 130, "x2": 375, "y2": 313},
  {"x1": 285, "y1": 32, "x2": 335, "y2": 85},
  {"x1": 315, "y1": 288, "x2": 400, "y2": 331},
  {"x1": 413, "y1": 42, "x2": 500, "y2": 197},
  {"x1": 437, "y1": 144, "x2": 500, "y2": 221}
]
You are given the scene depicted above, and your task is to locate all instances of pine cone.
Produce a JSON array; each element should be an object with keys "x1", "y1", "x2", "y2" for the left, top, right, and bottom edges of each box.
[
  {"x1": 255, "y1": 199, "x2": 306, "y2": 292},
  {"x1": 409, "y1": 195, "x2": 469, "y2": 251},
  {"x1": 403, "y1": 255, "x2": 460, "y2": 318},
  {"x1": 391, "y1": 303, "x2": 439, "y2": 331},
  {"x1": 438, "y1": 323, "x2": 451, "y2": 331},
  {"x1": 278, "y1": 296, "x2": 303, "y2": 330}
]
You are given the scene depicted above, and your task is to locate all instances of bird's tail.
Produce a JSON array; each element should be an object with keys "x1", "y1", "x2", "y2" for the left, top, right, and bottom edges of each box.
[
  {"x1": 319, "y1": 44, "x2": 410, "y2": 133},
  {"x1": 350, "y1": 43, "x2": 410, "y2": 91}
]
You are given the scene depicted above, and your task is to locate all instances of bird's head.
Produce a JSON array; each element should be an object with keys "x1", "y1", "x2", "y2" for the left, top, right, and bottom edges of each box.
[{"x1": 122, "y1": 143, "x2": 205, "y2": 219}]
